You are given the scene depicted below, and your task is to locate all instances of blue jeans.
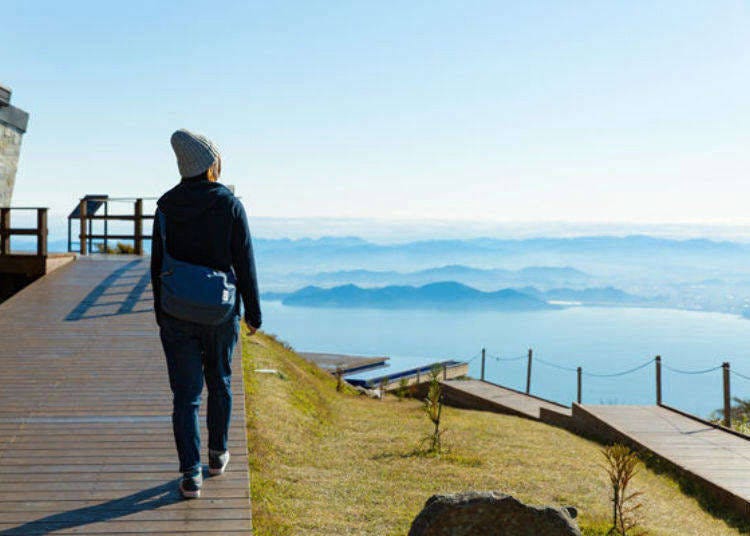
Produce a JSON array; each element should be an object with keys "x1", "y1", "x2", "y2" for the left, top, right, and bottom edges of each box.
[{"x1": 159, "y1": 313, "x2": 240, "y2": 474}]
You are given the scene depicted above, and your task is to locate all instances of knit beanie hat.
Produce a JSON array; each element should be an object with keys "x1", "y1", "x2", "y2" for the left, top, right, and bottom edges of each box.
[{"x1": 170, "y1": 129, "x2": 220, "y2": 178}]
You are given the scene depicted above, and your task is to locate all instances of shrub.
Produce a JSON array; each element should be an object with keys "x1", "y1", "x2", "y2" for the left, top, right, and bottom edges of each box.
[
  {"x1": 422, "y1": 365, "x2": 444, "y2": 454},
  {"x1": 600, "y1": 444, "x2": 645, "y2": 535}
]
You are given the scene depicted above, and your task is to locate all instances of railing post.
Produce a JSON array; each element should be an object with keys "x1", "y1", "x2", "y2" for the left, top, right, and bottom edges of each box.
[
  {"x1": 577, "y1": 367, "x2": 582, "y2": 404},
  {"x1": 525, "y1": 348, "x2": 533, "y2": 394},
  {"x1": 443, "y1": 363, "x2": 447, "y2": 380},
  {"x1": 723, "y1": 362, "x2": 731, "y2": 428},
  {"x1": 36, "y1": 208, "x2": 47, "y2": 256},
  {"x1": 79, "y1": 199, "x2": 87, "y2": 255},
  {"x1": 134, "y1": 198, "x2": 143, "y2": 255},
  {"x1": 0, "y1": 207, "x2": 9, "y2": 255},
  {"x1": 103, "y1": 200, "x2": 109, "y2": 253},
  {"x1": 480, "y1": 348, "x2": 486, "y2": 381},
  {"x1": 655, "y1": 355, "x2": 662, "y2": 405}
]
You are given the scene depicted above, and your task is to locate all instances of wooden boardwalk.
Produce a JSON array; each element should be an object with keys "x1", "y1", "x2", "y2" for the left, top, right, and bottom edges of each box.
[
  {"x1": 441, "y1": 379, "x2": 571, "y2": 421},
  {"x1": 441, "y1": 379, "x2": 750, "y2": 516},
  {"x1": 0, "y1": 257, "x2": 252, "y2": 535},
  {"x1": 574, "y1": 404, "x2": 750, "y2": 515}
]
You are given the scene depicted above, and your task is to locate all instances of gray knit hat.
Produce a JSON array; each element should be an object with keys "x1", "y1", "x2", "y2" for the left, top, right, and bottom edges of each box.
[{"x1": 170, "y1": 129, "x2": 220, "y2": 178}]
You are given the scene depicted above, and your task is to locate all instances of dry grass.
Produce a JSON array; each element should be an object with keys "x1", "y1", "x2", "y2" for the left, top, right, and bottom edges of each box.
[{"x1": 243, "y1": 330, "x2": 743, "y2": 536}]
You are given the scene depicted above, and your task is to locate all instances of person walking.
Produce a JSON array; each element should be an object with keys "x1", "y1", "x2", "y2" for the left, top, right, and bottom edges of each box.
[{"x1": 150, "y1": 129, "x2": 261, "y2": 499}]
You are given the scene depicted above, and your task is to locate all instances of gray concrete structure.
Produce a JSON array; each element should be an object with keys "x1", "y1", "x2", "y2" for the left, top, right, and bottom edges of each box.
[{"x1": 0, "y1": 85, "x2": 29, "y2": 207}]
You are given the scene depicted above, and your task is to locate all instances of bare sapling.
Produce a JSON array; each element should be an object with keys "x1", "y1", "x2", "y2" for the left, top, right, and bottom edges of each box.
[
  {"x1": 422, "y1": 365, "x2": 444, "y2": 453},
  {"x1": 601, "y1": 443, "x2": 646, "y2": 536}
]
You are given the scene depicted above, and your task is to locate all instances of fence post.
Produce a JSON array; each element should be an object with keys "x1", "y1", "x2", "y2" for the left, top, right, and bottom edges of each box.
[
  {"x1": 134, "y1": 198, "x2": 143, "y2": 255},
  {"x1": 525, "y1": 348, "x2": 533, "y2": 394},
  {"x1": 36, "y1": 208, "x2": 47, "y2": 256},
  {"x1": 0, "y1": 207, "x2": 9, "y2": 255},
  {"x1": 723, "y1": 362, "x2": 731, "y2": 428},
  {"x1": 103, "y1": 200, "x2": 109, "y2": 253},
  {"x1": 481, "y1": 348, "x2": 486, "y2": 381},
  {"x1": 443, "y1": 363, "x2": 448, "y2": 380},
  {"x1": 577, "y1": 367, "x2": 582, "y2": 404},
  {"x1": 79, "y1": 199, "x2": 87, "y2": 255},
  {"x1": 655, "y1": 355, "x2": 662, "y2": 406}
]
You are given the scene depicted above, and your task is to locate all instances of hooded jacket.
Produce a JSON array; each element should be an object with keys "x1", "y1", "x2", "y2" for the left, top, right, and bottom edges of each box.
[{"x1": 150, "y1": 178, "x2": 261, "y2": 329}]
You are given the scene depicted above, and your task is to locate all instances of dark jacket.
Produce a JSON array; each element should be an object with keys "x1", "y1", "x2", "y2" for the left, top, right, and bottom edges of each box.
[{"x1": 150, "y1": 179, "x2": 262, "y2": 329}]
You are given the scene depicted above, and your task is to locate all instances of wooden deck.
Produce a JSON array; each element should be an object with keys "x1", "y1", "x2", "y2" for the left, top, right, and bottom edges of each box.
[
  {"x1": 574, "y1": 404, "x2": 750, "y2": 515},
  {"x1": 441, "y1": 379, "x2": 571, "y2": 421},
  {"x1": 442, "y1": 380, "x2": 750, "y2": 515},
  {"x1": 0, "y1": 257, "x2": 252, "y2": 535},
  {"x1": 299, "y1": 351, "x2": 388, "y2": 374}
]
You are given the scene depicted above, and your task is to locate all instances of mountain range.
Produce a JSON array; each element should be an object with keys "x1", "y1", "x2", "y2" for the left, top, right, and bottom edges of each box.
[{"x1": 269, "y1": 282, "x2": 652, "y2": 311}]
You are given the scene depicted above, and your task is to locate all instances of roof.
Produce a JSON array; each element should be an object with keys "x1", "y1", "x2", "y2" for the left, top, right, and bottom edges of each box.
[{"x1": 68, "y1": 195, "x2": 110, "y2": 218}]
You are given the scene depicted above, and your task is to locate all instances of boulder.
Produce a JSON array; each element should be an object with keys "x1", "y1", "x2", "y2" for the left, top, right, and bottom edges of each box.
[{"x1": 408, "y1": 491, "x2": 581, "y2": 536}]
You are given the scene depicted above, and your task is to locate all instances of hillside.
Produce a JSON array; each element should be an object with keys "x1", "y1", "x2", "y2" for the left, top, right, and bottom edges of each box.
[
  {"x1": 304, "y1": 264, "x2": 591, "y2": 290},
  {"x1": 243, "y1": 330, "x2": 743, "y2": 535},
  {"x1": 279, "y1": 282, "x2": 558, "y2": 310}
]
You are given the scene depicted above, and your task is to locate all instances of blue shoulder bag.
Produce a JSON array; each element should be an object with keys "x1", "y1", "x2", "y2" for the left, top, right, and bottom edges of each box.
[{"x1": 157, "y1": 209, "x2": 237, "y2": 325}]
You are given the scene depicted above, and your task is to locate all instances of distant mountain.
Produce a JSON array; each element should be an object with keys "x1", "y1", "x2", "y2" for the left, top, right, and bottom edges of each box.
[
  {"x1": 518, "y1": 286, "x2": 651, "y2": 305},
  {"x1": 267, "y1": 282, "x2": 653, "y2": 308},
  {"x1": 280, "y1": 282, "x2": 558, "y2": 311},
  {"x1": 304, "y1": 264, "x2": 591, "y2": 290}
]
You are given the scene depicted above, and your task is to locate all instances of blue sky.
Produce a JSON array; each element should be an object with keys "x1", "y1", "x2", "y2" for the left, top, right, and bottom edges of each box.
[{"x1": 5, "y1": 1, "x2": 750, "y2": 233}]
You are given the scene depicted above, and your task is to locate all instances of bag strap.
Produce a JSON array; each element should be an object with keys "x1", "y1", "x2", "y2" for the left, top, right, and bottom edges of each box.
[
  {"x1": 157, "y1": 209, "x2": 167, "y2": 249},
  {"x1": 157, "y1": 209, "x2": 173, "y2": 273}
]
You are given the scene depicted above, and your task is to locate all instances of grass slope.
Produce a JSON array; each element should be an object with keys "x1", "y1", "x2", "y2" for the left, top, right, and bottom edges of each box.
[{"x1": 242, "y1": 330, "x2": 742, "y2": 536}]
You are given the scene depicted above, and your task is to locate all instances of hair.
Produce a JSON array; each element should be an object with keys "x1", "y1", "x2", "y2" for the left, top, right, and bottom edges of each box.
[{"x1": 182, "y1": 156, "x2": 221, "y2": 183}]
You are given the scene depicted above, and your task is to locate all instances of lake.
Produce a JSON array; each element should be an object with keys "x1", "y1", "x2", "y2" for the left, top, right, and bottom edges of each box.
[{"x1": 261, "y1": 301, "x2": 750, "y2": 418}]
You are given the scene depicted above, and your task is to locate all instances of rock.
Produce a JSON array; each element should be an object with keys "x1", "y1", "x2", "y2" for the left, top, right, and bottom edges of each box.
[
  {"x1": 354, "y1": 385, "x2": 381, "y2": 399},
  {"x1": 408, "y1": 491, "x2": 581, "y2": 536}
]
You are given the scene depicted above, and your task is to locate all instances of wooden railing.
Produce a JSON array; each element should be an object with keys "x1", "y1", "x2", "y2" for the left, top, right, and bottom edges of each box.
[
  {"x1": 0, "y1": 207, "x2": 48, "y2": 256},
  {"x1": 71, "y1": 197, "x2": 155, "y2": 256}
]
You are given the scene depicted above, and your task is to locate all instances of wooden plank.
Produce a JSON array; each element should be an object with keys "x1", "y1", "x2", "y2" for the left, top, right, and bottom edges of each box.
[
  {"x1": 574, "y1": 404, "x2": 750, "y2": 516},
  {"x1": 0, "y1": 258, "x2": 252, "y2": 534},
  {"x1": 441, "y1": 378, "x2": 571, "y2": 420}
]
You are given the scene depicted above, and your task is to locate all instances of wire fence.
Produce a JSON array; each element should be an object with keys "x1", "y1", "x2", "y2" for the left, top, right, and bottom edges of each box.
[{"x1": 466, "y1": 347, "x2": 750, "y2": 426}]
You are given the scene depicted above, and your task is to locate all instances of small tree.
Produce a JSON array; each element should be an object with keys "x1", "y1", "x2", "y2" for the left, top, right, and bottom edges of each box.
[
  {"x1": 378, "y1": 378, "x2": 388, "y2": 400},
  {"x1": 395, "y1": 377, "x2": 409, "y2": 401},
  {"x1": 601, "y1": 444, "x2": 645, "y2": 536},
  {"x1": 713, "y1": 397, "x2": 750, "y2": 433},
  {"x1": 422, "y1": 365, "x2": 444, "y2": 453},
  {"x1": 335, "y1": 366, "x2": 344, "y2": 392}
]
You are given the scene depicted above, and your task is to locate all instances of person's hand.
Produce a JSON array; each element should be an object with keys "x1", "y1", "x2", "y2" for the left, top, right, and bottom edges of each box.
[{"x1": 245, "y1": 321, "x2": 257, "y2": 336}]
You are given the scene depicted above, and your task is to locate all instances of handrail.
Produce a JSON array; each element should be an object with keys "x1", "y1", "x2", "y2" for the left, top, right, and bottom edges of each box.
[
  {"x1": 69, "y1": 197, "x2": 152, "y2": 256},
  {"x1": 478, "y1": 348, "x2": 742, "y2": 428},
  {"x1": 0, "y1": 207, "x2": 48, "y2": 256}
]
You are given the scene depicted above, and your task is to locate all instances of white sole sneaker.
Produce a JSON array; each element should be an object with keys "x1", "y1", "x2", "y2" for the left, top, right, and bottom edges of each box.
[
  {"x1": 179, "y1": 476, "x2": 202, "y2": 499},
  {"x1": 209, "y1": 451, "x2": 230, "y2": 476}
]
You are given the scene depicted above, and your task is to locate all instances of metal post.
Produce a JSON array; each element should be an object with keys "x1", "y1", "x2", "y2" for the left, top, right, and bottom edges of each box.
[
  {"x1": 655, "y1": 355, "x2": 662, "y2": 405},
  {"x1": 526, "y1": 348, "x2": 533, "y2": 394},
  {"x1": 0, "y1": 207, "x2": 9, "y2": 255},
  {"x1": 67, "y1": 218, "x2": 72, "y2": 253},
  {"x1": 577, "y1": 367, "x2": 582, "y2": 404},
  {"x1": 481, "y1": 348, "x2": 486, "y2": 381},
  {"x1": 79, "y1": 199, "x2": 87, "y2": 255},
  {"x1": 103, "y1": 200, "x2": 109, "y2": 253},
  {"x1": 723, "y1": 362, "x2": 731, "y2": 428},
  {"x1": 134, "y1": 198, "x2": 143, "y2": 255},
  {"x1": 36, "y1": 208, "x2": 47, "y2": 256}
]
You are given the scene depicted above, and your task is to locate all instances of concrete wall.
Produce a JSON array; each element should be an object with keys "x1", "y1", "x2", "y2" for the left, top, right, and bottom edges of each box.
[{"x1": 0, "y1": 122, "x2": 23, "y2": 207}]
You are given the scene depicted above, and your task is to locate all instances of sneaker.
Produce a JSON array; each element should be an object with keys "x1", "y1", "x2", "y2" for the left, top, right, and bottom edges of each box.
[
  {"x1": 179, "y1": 470, "x2": 203, "y2": 499},
  {"x1": 208, "y1": 449, "x2": 230, "y2": 476}
]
